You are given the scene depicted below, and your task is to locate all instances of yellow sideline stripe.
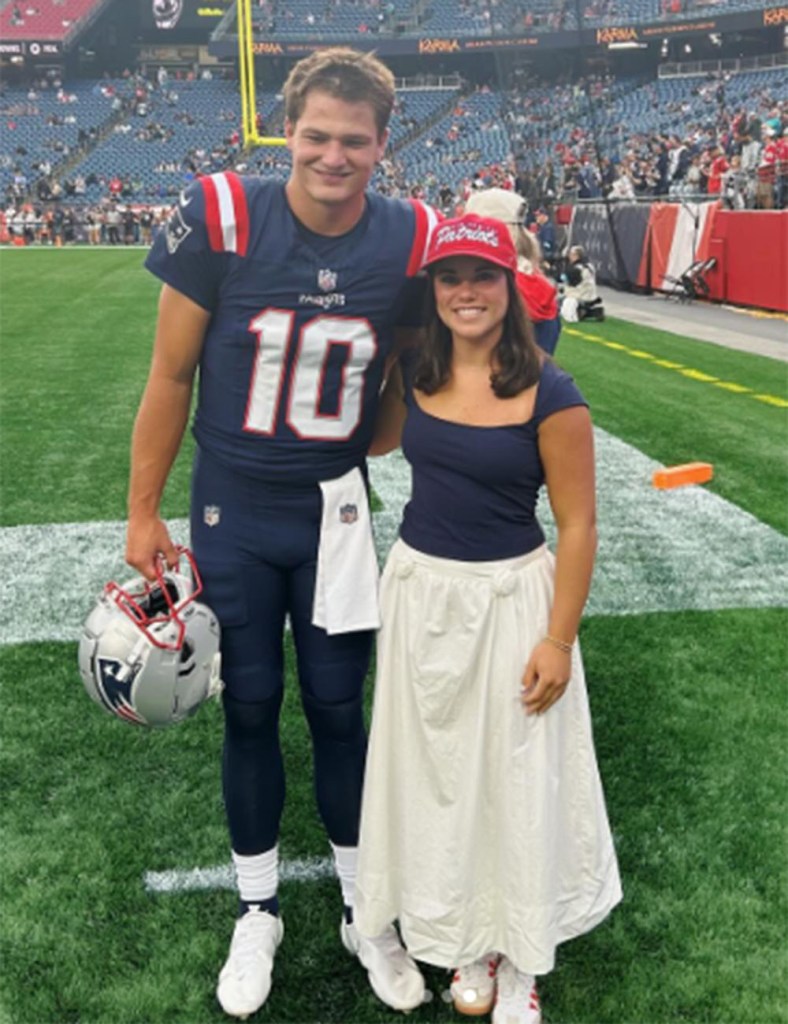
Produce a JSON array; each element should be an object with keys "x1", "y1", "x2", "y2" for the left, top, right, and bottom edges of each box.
[
  {"x1": 721, "y1": 304, "x2": 788, "y2": 322},
  {"x1": 563, "y1": 328, "x2": 788, "y2": 409}
]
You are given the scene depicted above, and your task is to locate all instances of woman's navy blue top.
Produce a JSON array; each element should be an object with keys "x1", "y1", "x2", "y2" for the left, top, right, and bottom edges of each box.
[{"x1": 399, "y1": 358, "x2": 587, "y2": 561}]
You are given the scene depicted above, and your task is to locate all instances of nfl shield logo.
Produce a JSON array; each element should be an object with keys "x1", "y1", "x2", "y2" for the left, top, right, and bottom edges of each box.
[
  {"x1": 318, "y1": 268, "x2": 338, "y2": 292},
  {"x1": 204, "y1": 505, "x2": 221, "y2": 527},
  {"x1": 339, "y1": 503, "x2": 358, "y2": 525}
]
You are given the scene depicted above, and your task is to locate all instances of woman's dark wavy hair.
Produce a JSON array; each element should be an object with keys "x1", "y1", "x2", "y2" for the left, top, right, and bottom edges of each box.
[{"x1": 413, "y1": 270, "x2": 543, "y2": 397}]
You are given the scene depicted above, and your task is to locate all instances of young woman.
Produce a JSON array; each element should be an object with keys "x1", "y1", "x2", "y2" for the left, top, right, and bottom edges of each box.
[{"x1": 355, "y1": 214, "x2": 621, "y2": 1023}]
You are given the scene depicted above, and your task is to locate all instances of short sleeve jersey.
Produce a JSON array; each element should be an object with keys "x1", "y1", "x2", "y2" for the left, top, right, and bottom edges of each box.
[
  {"x1": 399, "y1": 358, "x2": 588, "y2": 560},
  {"x1": 145, "y1": 172, "x2": 438, "y2": 484}
]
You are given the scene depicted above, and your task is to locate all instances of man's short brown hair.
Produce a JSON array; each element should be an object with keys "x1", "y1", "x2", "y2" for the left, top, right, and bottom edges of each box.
[{"x1": 282, "y1": 47, "x2": 395, "y2": 139}]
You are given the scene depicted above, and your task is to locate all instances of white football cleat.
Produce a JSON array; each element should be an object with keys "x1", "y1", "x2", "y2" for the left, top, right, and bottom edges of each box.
[
  {"x1": 341, "y1": 920, "x2": 426, "y2": 1011},
  {"x1": 216, "y1": 908, "x2": 284, "y2": 1019}
]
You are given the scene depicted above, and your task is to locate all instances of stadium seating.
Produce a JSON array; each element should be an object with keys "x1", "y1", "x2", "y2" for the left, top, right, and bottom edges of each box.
[
  {"x1": 232, "y1": 0, "x2": 769, "y2": 40},
  {"x1": 71, "y1": 80, "x2": 283, "y2": 202},
  {"x1": 1, "y1": 62, "x2": 784, "y2": 210},
  {"x1": 0, "y1": 0, "x2": 108, "y2": 40},
  {"x1": 0, "y1": 78, "x2": 126, "y2": 200},
  {"x1": 394, "y1": 89, "x2": 512, "y2": 199}
]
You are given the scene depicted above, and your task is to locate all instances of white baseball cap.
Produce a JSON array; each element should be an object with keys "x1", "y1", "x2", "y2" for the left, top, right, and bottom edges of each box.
[{"x1": 465, "y1": 187, "x2": 527, "y2": 225}]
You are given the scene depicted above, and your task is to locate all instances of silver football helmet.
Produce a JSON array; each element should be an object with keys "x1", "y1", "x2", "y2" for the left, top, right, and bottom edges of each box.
[{"x1": 78, "y1": 547, "x2": 222, "y2": 727}]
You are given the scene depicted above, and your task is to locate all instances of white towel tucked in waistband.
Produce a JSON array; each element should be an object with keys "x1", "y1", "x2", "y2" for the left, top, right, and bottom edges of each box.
[{"x1": 313, "y1": 467, "x2": 381, "y2": 635}]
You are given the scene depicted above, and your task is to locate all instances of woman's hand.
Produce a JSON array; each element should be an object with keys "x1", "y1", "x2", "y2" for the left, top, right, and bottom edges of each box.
[{"x1": 521, "y1": 640, "x2": 572, "y2": 715}]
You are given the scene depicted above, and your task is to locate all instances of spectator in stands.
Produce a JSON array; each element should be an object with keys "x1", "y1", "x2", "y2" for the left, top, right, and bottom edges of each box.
[
  {"x1": 706, "y1": 144, "x2": 728, "y2": 196},
  {"x1": 534, "y1": 208, "x2": 557, "y2": 269},
  {"x1": 465, "y1": 187, "x2": 562, "y2": 355},
  {"x1": 738, "y1": 118, "x2": 761, "y2": 206},
  {"x1": 609, "y1": 167, "x2": 635, "y2": 200},
  {"x1": 562, "y1": 245, "x2": 604, "y2": 322},
  {"x1": 356, "y1": 212, "x2": 621, "y2": 1024},
  {"x1": 51, "y1": 205, "x2": 65, "y2": 247},
  {"x1": 776, "y1": 127, "x2": 788, "y2": 211},
  {"x1": 653, "y1": 136, "x2": 670, "y2": 195},
  {"x1": 668, "y1": 136, "x2": 691, "y2": 195},
  {"x1": 104, "y1": 202, "x2": 121, "y2": 244},
  {"x1": 684, "y1": 154, "x2": 703, "y2": 197},
  {"x1": 139, "y1": 207, "x2": 154, "y2": 246},
  {"x1": 721, "y1": 154, "x2": 746, "y2": 210},
  {"x1": 23, "y1": 205, "x2": 37, "y2": 245},
  {"x1": 577, "y1": 158, "x2": 601, "y2": 199},
  {"x1": 122, "y1": 206, "x2": 137, "y2": 244},
  {"x1": 755, "y1": 128, "x2": 777, "y2": 210},
  {"x1": 85, "y1": 206, "x2": 102, "y2": 246},
  {"x1": 62, "y1": 207, "x2": 76, "y2": 244}
]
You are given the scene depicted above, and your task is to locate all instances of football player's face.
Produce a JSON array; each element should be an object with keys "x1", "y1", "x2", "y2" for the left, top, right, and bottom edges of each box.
[
  {"x1": 286, "y1": 90, "x2": 387, "y2": 220},
  {"x1": 432, "y1": 257, "x2": 509, "y2": 347}
]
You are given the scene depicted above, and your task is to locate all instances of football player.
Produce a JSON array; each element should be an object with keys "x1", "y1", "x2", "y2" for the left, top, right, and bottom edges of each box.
[{"x1": 125, "y1": 47, "x2": 438, "y2": 1018}]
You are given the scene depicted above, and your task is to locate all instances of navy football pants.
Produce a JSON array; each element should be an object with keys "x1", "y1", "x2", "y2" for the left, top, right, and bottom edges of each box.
[{"x1": 190, "y1": 449, "x2": 373, "y2": 854}]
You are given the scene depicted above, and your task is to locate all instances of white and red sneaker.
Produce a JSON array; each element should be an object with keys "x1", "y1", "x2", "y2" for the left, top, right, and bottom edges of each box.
[
  {"x1": 492, "y1": 957, "x2": 541, "y2": 1024},
  {"x1": 450, "y1": 953, "x2": 500, "y2": 1016}
]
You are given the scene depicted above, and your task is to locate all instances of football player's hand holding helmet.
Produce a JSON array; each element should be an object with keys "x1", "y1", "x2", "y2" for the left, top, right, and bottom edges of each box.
[
  {"x1": 126, "y1": 514, "x2": 179, "y2": 582},
  {"x1": 78, "y1": 547, "x2": 222, "y2": 727}
]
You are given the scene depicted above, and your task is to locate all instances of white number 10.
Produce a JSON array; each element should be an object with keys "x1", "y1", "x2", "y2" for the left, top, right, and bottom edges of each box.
[{"x1": 243, "y1": 309, "x2": 377, "y2": 440}]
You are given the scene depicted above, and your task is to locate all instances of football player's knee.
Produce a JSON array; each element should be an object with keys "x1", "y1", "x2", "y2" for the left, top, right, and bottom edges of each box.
[
  {"x1": 301, "y1": 690, "x2": 365, "y2": 746},
  {"x1": 222, "y1": 690, "x2": 283, "y2": 742}
]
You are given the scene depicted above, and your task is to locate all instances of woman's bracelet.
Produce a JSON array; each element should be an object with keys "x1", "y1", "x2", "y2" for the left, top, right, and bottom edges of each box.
[{"x1": 544, "y1": 634, "x2": 573, "y2": 654}]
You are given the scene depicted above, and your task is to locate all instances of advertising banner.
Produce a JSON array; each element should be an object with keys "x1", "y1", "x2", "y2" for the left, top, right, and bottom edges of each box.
[{"x1": 208, "y1": 6, "x2": 774, "y2": 59}]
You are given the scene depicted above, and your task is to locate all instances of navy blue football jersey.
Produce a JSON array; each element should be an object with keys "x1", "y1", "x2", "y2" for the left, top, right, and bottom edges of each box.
[{"x1": 145, "y1": 172, "x2": 438, "y2": 484}]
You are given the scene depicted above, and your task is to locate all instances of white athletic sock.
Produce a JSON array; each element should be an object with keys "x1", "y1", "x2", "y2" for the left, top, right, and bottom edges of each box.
[
  {"x1": 331, "y1": 842, "x2": 358, "y2": 909},
  {"x1": 232, "y1": 846, "x2": 279, "y2": 904}
]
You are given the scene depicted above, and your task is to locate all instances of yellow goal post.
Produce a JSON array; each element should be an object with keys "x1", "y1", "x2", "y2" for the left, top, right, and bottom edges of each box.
[{"x1": 237, "y1": 0, "x2": 288, "y2": 147}]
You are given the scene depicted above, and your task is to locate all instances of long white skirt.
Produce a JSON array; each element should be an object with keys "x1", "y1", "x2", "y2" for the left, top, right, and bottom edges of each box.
[{"x1": 355, "y1": 539, "x2": 622, "y2": 976}]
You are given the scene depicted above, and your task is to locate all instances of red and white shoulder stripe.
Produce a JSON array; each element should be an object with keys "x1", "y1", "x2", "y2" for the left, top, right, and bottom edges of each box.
[
  {"x1": 406, "y1": 200, "x2": 442, "y2": 277},
  {"x1": 200, "y1": 171, "x2": 250, "y2": 257}
]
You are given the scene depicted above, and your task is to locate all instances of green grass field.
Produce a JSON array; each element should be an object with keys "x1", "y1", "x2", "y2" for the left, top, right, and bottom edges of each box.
[{"x1": 1, "y1": 250, "x2": 786, "y2": 1024}]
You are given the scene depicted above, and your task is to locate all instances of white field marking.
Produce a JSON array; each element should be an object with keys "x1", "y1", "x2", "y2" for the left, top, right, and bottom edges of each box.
[
  {"x1": 0, "y1": 428, "x2": 786, "y2": 647},
  {"x1": 144, "y1": 855, "x2": 334, "y2": 894}
]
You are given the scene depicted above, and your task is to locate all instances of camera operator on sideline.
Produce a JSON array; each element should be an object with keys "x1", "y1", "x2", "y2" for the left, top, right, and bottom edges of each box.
[{"x1": 561, "y1": 245, "x2": 605, "y2": 322}]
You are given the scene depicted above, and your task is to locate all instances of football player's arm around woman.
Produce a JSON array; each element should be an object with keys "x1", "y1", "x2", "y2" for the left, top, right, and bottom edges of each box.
[
  {"x1": 126, "y1": 284, "x2": 209, "y2": 580},
  {"x1": 368, "y1": 361, "x2": 406, "y2": 456}
]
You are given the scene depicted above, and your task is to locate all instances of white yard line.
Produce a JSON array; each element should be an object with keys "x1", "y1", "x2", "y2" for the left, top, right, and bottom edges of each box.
[
  {"x1": 144, "y1": 856, "x2": 335, "y2": 894},
  {"x1": 1, "y1": 428, "x2": 786, "y2": 647}
]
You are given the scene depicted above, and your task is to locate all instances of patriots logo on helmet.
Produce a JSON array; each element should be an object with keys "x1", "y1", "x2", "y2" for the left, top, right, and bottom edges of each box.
[
  {"x1": 318, "y1": 268, "x2": 338, "y2": 292},
  {"x1": 165, "y1": 205, "x2": 192, "y2": 254},
  {"x1": 96, "y1": 657, "x2": 147, "y2": 725}
]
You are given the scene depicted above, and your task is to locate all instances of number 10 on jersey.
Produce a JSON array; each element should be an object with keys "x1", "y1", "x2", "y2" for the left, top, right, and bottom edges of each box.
[{"x1": 243, "y1": 309, "x2": 378, "y2": 441}]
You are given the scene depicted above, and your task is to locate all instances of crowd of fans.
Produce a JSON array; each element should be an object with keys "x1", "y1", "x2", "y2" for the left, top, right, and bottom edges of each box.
[
  {"x1": 1, "y1": 61, "x2": 786, "y2": 246},
  {"x1": 244, "y1": 0, "x2": 767, "y2": 36},
  {"x1": 502, "y1": 69, "x2": 788, "y2": 210}
]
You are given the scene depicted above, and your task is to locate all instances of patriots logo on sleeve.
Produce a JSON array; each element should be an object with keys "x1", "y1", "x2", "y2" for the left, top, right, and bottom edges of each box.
[{"x1": 165, "y1": 204, "x2": 193, "y2": 254}]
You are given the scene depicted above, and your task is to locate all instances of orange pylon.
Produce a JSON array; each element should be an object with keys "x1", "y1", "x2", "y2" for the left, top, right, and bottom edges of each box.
[{"x1": 652, "y1": 462, "x2": 714, "y2": 489}]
